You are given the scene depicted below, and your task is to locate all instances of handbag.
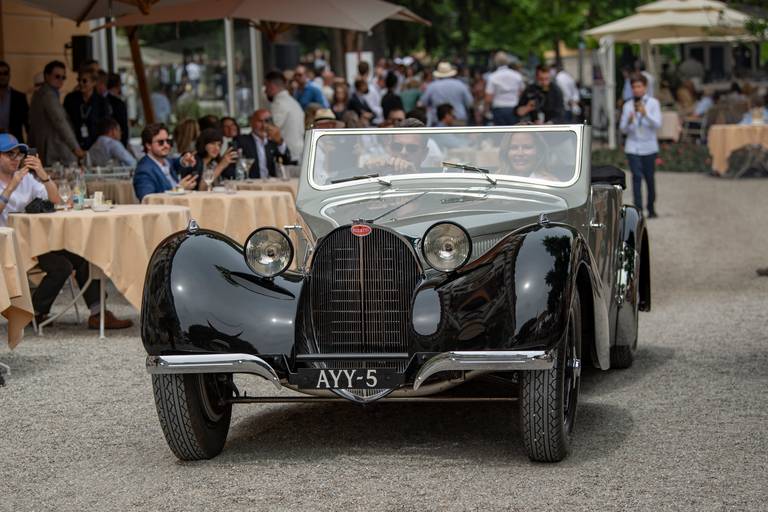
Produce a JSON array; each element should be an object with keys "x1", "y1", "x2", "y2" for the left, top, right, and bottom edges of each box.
[{"x1": 24, "y1": 197, "x2": 55, "y2": 214}]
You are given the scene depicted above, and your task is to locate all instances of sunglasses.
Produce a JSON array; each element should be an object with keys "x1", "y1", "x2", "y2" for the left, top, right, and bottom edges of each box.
[
  {"x1": 153, "y1": 138, "x2": 173, "y2": 146},
  {"x1": 53, "y1": 74, "x2": 66, "y2": 80},
  {"x1": 1, "y1": 151, "x2": 24, "y2": 160},
  {"x1": 0, "y1": 71, "x2": 9, "y2": 76},
  {"x1": 508, "y1": 144, "x2": 535, "y2": 152},
  {"x1": 79, "y1": 78, "x2": 91, "y2": 84},
  {"x1": 390, "y1": 142, "x2": 422, "y2": 154}
]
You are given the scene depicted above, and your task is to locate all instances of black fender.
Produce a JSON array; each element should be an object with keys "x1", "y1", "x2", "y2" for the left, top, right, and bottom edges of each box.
[
  {"x1": 615, "y1": 205, "x2": 651, "y2": 349},
  {"x1": 141, "y1": 229, "x2": 305, "y2": 362},
  {"x1": 412, "y1": 224, "x2": 610, "y2": 368}
]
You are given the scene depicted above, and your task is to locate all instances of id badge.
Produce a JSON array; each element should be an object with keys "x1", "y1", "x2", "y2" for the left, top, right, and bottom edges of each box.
[{"x1": 80, "y1": 125, "x2": 89, "y2": 138}]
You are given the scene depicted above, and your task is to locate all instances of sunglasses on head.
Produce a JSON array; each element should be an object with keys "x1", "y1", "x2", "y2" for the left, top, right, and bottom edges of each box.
[
  {"x1": 153, "y1": 138, "x2": 173, "y2": 146},
  {"x1": 390, "y1": 142, "x2": 421, "y2": 154}
]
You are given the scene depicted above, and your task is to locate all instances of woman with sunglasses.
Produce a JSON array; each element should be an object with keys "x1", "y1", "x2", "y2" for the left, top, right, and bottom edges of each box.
[{"x1": 63, "y1": 69, "x2": 109, "y2": 150}]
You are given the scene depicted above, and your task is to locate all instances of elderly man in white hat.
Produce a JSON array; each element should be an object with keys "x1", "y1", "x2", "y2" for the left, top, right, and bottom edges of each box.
[{"x1": 419, "y1": 61, "x2": 473, "y2": 126}]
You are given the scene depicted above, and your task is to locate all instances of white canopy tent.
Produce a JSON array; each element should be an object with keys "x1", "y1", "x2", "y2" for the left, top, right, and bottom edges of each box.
[{"x1": 584, "y1": 0, "x2": 753, "y2": 148}]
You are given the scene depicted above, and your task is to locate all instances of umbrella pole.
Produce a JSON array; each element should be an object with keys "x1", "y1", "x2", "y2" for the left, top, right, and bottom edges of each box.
[{"x1": 128, "y1": 26, "x2": 155, "y2": 124}]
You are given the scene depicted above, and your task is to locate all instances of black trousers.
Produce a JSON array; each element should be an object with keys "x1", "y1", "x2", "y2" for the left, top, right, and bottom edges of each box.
[{"x1": 33, "y1": 250, "x2": 99, "y2": 315}]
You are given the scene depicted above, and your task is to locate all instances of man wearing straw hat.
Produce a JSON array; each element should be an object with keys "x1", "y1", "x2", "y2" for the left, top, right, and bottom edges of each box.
[{"x1": 419, "y1": 61, "x2": 473, "y2": 126}]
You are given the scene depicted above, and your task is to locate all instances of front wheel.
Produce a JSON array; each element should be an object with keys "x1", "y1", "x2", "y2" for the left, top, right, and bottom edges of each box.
[
  {"x1": 520, "y1": 291, "x2": 582, "y2": 462},
  {"x1": 152, "y1": 373, "x2": 233, "y2": 460}
]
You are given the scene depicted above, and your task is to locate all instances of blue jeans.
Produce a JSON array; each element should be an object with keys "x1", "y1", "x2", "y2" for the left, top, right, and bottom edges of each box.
[
  {"x1": 491, "y1": 107, "x2": 518, "y2": 126},
  {"x1": 626, "y1": 153, "x2": 657, "y2": 215}
]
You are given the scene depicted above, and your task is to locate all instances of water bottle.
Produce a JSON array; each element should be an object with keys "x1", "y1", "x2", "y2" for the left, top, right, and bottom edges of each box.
[{"x1": 72, "y1": 171, "x2": 86, "y2": 210}]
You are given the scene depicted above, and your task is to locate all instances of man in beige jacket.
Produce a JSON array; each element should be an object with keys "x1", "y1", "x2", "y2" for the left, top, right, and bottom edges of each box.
[{"x1": 28, "y1": 60, "x2": 85, "y2": 165}]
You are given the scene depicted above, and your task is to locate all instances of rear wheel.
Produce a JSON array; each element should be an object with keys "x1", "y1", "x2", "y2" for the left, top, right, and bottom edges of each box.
[
  {"x1": 520, "y1": 291, "x2": 582, "y2": 462},
  {"x1": 152, "y1": 373, "x2": 233, "y2": 460}
]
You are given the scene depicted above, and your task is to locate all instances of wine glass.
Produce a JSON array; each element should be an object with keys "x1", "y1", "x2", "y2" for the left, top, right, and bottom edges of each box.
[
  {"x1": 58, "y1": 182, "x2": 71, "y2": 210},
  {"x1": 203, "y1": 168, "x2": 215, "y2": 191}
]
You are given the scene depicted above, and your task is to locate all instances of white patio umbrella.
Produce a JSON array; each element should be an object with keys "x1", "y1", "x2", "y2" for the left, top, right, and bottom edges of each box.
[
  {"x1": 583, "y1": 0, "x2": 752, "y2": 148},
  {"x1": 110, "y1": 0, "x2": 430, "y2": 32},
  {"x1": 15, "y1": 0, "x2": 429, "y2": 122},
  {"x1": 584, "y1": 0, "x2": 750, "y2": 43}
]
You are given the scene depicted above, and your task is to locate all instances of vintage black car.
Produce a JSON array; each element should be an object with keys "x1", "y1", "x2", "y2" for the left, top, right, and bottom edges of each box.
[{"x1": 142, "y1": 124, "x2": 650, "y2": 462}]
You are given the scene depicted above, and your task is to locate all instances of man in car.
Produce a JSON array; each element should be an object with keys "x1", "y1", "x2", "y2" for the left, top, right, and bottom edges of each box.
[{"x1": 363, "y1": 118, "x2": 429, "y2": 174}]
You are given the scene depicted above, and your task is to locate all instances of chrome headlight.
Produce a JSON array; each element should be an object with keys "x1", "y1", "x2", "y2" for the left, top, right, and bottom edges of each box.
[
  {"x1": 244, "y1": 228, "x2": 293, "y2": 278},
  {"x1": 422, "y1": 222, "x2": 471, "y2": 272}
]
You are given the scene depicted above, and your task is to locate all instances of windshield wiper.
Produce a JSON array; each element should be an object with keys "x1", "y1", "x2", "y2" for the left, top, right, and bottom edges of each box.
[
  {"x1": 331, "y1": 173, "x2": 391, "y2": 186},
  {"x1": 442, "y1": 161, "x2": 497, "y2": 185}
]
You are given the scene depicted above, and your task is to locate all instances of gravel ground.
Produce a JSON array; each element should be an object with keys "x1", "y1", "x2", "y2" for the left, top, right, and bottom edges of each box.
[{"x1": 1, "y1": 172, "x2": 767, "y2": 511}]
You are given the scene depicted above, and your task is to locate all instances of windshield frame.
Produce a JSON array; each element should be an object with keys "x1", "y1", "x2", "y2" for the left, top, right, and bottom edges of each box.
[{"x1": 305, "y1": 124, "x2": 584, "y2": 191}]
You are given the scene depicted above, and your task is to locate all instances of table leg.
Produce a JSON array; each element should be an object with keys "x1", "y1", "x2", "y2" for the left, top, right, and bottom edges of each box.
[{"x1": 38, "y1": 275, "x2": 94, "y2": 335}]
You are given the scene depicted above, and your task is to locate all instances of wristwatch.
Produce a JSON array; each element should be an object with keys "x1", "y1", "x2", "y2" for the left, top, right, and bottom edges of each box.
[{"x1": 0, "y1": 194, "x2": 9, "y2": 205}]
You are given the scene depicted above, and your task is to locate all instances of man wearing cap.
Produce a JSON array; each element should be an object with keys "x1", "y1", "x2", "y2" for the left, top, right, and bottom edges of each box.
[
  {"x1": 0, "y1": 133, "x2": 132, "y2": 329},
  {"x1": 235, "y1": 109, "x2": 292, "y2": 179},
  {"x1": 0, "y1": 61, "x2": 29, "y2": 142},
  {"x1": 419, "y1": 62, "x2": 473, "y2": 126},
  {"x1": 29, "y1": 60, "x2": 86, "y2": 165}
]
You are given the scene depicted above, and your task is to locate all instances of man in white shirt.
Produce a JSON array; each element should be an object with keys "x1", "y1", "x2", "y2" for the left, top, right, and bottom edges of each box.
[
  {"x1": 554, "y1": 65, "x2": 581, "y2": 122},
  {"x1": 0, "y1": 133, "x2": 131, "y2": 328},
  {"x1": 264, "y1": 71, "x2": 304, "y2": 163},
  {"x1": 485, "y1": 52, "x2": 525, "y2": 126},
  {"x1": 619, "y1": 74, "x2": 662, "y2": 218}
]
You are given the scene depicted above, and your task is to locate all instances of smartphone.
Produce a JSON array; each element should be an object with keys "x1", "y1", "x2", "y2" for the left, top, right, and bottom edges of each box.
[{"x1": 27, "y1": 148, "x2": 38, "y2": 157}]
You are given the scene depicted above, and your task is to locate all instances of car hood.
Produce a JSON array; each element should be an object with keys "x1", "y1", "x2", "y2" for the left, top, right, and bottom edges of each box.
[{"x1": 299, "y1": 185, "x2": 570, "y2": 240}]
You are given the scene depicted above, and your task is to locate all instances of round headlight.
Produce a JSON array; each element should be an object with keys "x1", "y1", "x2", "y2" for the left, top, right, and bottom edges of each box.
[
  {"x1": 422, "y1": 222, "x2": 471, "y2": 272},
  {"x1": 244, "y1": 228, "x2": 293, "y2": 277}
]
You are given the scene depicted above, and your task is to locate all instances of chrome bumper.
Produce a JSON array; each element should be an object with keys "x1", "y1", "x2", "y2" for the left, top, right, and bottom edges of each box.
[
  {"x1": 412, "y1": 350, "x2": 554, "y2": 390},
  {"x1": 146, "y1": 353, "x2": 282, "y2": 390},
  {"x1": 145, "y1": 349, "x2": 553, "y2": 393}
]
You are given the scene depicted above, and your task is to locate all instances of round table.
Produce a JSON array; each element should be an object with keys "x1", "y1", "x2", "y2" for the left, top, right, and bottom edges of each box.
[
  {"x1": 0, "y1": 228, "x2": 33, "y2": 349},
  {"x1": 234, "y1": 178, "x2": 299, "y2": 198},
  {"x1": 86, "y1": 179, "x2": 138, "y2": 205},
  {"x1": 142, "y1": 190, "x2": 297, "y2": 244},
  {"x1": 8, "y1": 205, "x2": 191, "y2": 312},
  {"x1": 707, "y1": 124, "x2": 768, "y2": 175}
]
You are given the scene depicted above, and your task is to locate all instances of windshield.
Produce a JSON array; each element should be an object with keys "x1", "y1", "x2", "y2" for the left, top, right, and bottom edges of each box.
[{"x1": 311, "y1": 128, "x2": 579, "y2": 186}]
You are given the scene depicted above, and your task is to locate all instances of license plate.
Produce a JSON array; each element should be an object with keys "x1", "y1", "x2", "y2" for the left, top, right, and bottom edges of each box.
[{"x1": 293, "y1": 368, "x2": 404, "y2": 389}]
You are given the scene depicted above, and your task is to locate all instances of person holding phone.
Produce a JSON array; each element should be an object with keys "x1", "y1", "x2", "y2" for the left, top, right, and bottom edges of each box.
[
  {"x1": 0, "y1": 133, "x2": 131, "y2": 329},
  {"x1": 180, "y1": 128, "x2": 238, "y2": 189},
  {"x1": 620, "y1": 74, "x2": 662, "y2": 218},
  {"x1": 133, "y1": 123, "x2": 197, "y2": 201}
]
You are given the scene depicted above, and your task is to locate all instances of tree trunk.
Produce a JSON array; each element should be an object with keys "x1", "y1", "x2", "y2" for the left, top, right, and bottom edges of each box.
[{"x1": 456, "y1": 0, "x2": 471, "y2": 64}]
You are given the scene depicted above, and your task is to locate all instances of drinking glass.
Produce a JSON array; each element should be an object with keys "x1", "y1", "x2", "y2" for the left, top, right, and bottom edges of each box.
[
  {"x1": 58, "y1": 182, "x2": 71, "y2": 210},
  {"x1": 203, "y1": 168, "x2": 215, "y2": 191}
]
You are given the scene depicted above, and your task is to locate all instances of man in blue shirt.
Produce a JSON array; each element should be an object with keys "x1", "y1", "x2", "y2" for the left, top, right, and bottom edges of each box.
[
  {"x1": 620, "y1": 74, "x2": 662, "y2": 218},
  {"x1": 293, "y1": 65, "x2": 328, "y2": 110},
  {"x1": 133, "y1": 123, "x2": 197, "y2": 201},
  {"x1": 419, "y1": 62, "x2": 472, "y2": 126},
  {"x1": 88, "y1": 117, "x2": 136, "y2": 167}
]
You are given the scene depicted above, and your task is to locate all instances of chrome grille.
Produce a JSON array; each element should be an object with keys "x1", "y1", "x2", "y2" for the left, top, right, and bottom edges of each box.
[{"x1": 310, "y1": 226, "x2": 420, "y2": 399}]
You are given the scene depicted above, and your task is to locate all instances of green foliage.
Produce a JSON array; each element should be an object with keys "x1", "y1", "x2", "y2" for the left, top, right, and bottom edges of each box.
[
  {"x1": 381, "y1": 0, "x2": 645, "y2": 60},
  {"x1": 591, "y1": 143, "x2": 713, "y2": 173}
]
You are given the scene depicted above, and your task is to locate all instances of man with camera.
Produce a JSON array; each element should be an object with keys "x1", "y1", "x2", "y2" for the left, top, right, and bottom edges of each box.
[
  {"x1": 0, "y1": 133, "x2": 132, "y2": 329},
  {"x1": 619, "y1": 74, "x2": 661, "y2": 218},
  {"x1": 515, "y1": 65, "x2": 565, "y2": 124}
]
